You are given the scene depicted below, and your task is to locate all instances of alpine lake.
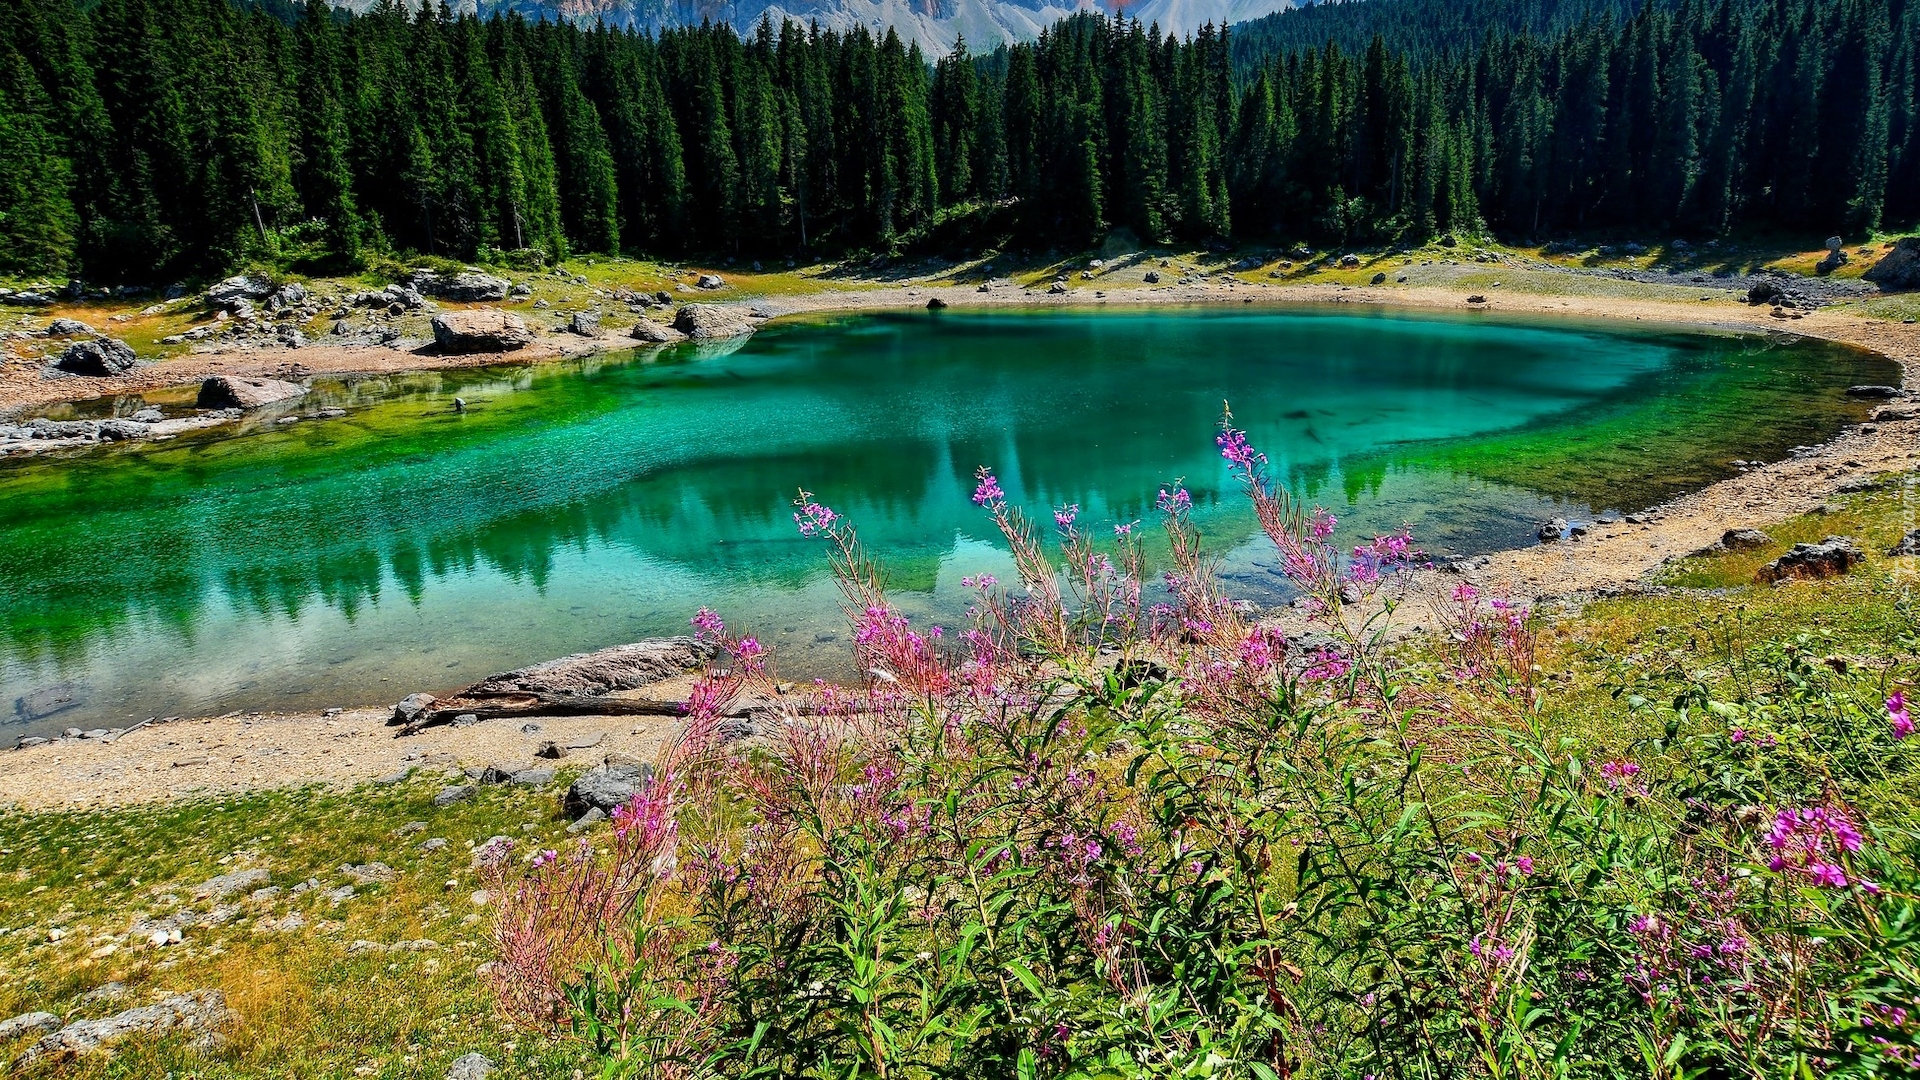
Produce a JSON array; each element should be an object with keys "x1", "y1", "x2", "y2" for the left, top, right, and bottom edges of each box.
[{"x1": 0, "y1": 304, "x2": 1895, "y2": 735}]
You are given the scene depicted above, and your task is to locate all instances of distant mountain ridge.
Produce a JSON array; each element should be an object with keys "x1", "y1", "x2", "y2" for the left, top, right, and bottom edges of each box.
[{"x1": 334, "y1": 0, "x2": 1299, "y2": 53}]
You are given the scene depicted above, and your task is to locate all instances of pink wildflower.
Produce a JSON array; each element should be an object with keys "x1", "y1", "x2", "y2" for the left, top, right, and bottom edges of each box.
[
  {"x1": 690, "y1": 607, "x2": 725, "y2": 641},
  {"x1": 1156, "y1": 486, "x2": 1192, "y2": 514},
  {"x1": 1766, "y1": 806, "x2": 1867, "y2": 888},
  {"x1": 972, "y1": 468, "x2": 1004, "y2": 507},
  {"x1": 1053, "y1": 503, "x2": 1079, "y2": 530},
  {"x1": 1890, "y1": 691, "x2": 1912, "y2": 740}
]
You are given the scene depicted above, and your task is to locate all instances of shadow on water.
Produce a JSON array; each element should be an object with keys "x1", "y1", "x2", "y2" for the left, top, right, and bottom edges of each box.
[{"x1": 0, "y1": 306, "x2": 1894, "y2": 731}]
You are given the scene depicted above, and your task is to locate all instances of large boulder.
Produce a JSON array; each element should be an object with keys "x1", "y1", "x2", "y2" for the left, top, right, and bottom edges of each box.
[
  {"x1": 431, "y1": 309, "x2": 532, "y2": 352},
  {"x1": 671, "y1": 303, "x2": 755, "y2": 340},
  {"x1": 1756, "y1": 536, "x2": 1865, "y2": 583},
  {"x1": 45, "y1": 318, "x2": 95, "y2": 337},
  {"x1": 55, "y1": 338, "x2": 139, "y2": 376},
  {"x1": 463, "y1": 637, "x2": 710, "y2": 698},
  {"x1": 410, "y1": 269, "x2": 512, "y2": 302},
  {"x1": 628, "y1": 319, "x2": 686, "y2": 345},
  {"x1": 564, "y1": 762, "x2": 655, "y2": 819},
  {"x1": 196, "y1": 375, "x2": 306, "y2": 410},
  {"x1": 1865, "y1": 237, "x2": 1920, "y2": 291},
  {"x1": 205, "y1": 274, "x2": 274, "y2": 307}
]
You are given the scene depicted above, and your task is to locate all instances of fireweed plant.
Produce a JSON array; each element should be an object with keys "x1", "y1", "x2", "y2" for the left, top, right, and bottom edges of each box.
[{"x1": 483, "y1": 415, "x2": 1920, "y2": 1079}]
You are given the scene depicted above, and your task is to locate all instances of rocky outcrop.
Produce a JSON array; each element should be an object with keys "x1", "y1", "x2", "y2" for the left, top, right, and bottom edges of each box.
[
  {"x1": 409, "y1": 269, "x2": 512, "y2": 302},
  {"x1": 431, "y1": 309, "x2": 532, "y2": 352},
  {"x1": 671, "y1": 303, "x2": 755, "y2": 340},
  {"x1": 13, "y1": 990, "x2": 232, "y2": 1069},
  {"x1": 463, "y1": 638, "x2": 710, "y2": 698},
  {"x1": 53, "y1": 338, "x2": 139, "y2": 376},
  {"x1": 1864, "y1": 237, "x2": 1920, "y2": 291},
  {"x1": 1755, "y1": 536, "x2": 1866, "y2": 583},
  {"x1": 196, "y1": 375, "x2": 306, "y2": 410},
  {"x1": 628, "y1": 319, "x2": 686, "y2": 345}
]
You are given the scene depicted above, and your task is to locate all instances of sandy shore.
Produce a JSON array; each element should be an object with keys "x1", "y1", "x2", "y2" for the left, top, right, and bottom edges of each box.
[{"x1": 2, "y1": 269, "x2": 1914, "y2": 810}]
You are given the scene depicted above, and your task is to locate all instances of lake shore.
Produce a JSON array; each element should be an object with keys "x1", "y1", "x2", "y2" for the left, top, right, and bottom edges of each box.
[{"x1": 2, "y1": 263, "x2": 1915, "y2": 810}]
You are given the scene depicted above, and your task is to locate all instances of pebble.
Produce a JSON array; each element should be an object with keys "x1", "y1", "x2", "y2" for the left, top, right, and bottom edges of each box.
[
  {"x1": 447, "y1": 1051, "x2": 496, "y2": 1079},
  {"x1": 419, "y1": 837, "x2": 449, "y2": 852}
]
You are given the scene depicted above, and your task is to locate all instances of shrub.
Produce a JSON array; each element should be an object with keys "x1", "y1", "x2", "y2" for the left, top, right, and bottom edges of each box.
[{"x1": 484, "y1": 414, "x2": 1920, "y2": 1079}]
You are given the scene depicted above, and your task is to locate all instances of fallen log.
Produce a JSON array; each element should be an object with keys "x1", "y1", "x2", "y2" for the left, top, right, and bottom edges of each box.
[{"x1": 399, "y1": 691, "x2": 811, "y2": 735}]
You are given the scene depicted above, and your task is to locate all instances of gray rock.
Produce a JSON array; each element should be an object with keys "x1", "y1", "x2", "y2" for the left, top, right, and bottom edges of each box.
[
  {"x1": 431, "y1": 309, "x2": 532, "y2": 352},
  {"x1": 534, "y1": 740, "x2": 568, "y2": 759},
  {"x1": 1846, "y1": 385, "x2": 1902, "y2": 398},
  {"x1": 671, "y1": 303, "x2": 755, "y2": 340},
  {"x1": 389, "y1": 693, "x2": 438, "y2": 726},
  {"x1": 130, "y1": 408, "x2": 164, "y2": 423},
  {"x1": 447, "y1": 1051, "x2": 496, "y2": 1079},
  {"x1": 375, "y1": 766, "x2": 413, "y2": 786},
  {"x1": 96, "y1": 419, "x2": 152, "y2": 442},
  {"x1": 14, "y1": 991, "x2": 232, "y2": 1068},
  {"x1": 1537, "y1": 518, "x2": 1568, "y2": 542},
  {"x1": 193, "y1": 868, "x2": 270, "y2": 901},
  {"x1": 509, "y1": 283, "x2": 532, "y2": 298},
  {"x1": 4, "y1": 291, "x2": 52, "y2": 306},
  {"x1": 511, "y1": 767, "x2": 555, "y2": 787},
  {"x1": 1756, "y1": 536, "x2": 1866, "y2": 583},
  {"x1": 1722, "y1": 528, "x2": 1772, "y2": 551},
  {"x1": 324, "y1": 884, "x2": 356, "y2": 903},
  {"x1": 565, "y1": 807, "x2": 607, "y2": 834},
  {"x1": 628, "y1": 319, "x2": 686, "y2": 345},
  {"x1": 196, "y1": 375, "x2": 306, "y2": 410},
  {"x1": 1340, "y1": 254, "x2": 1361, "y2": 268},
  {"x1": 566, "y1": 310, "x2": 601, "y2": 335},
  {"x1": 1143, "y1": 270, "x2": 1160, "y2": 283},
  {"x1": 55, "y1": 338, "x2": 139, "y2": 376},
  {"x1": 265, "y1": 283, "x2": 308, "y2": 312},
  {"x1": 205, "y1": 274, "x2": 274, "y2": 306},
  {"x1": 1047, "y1": 280, "x2": 1069, "y2": 294},
  {"x1": 342, "y1": 862, "x2": 396, "y2": 884},
  {"x1": 564, "y1": 763, "x2": 655, "y2": 819},
  {"x1": 462, "y1": 637, "x2": 709, "y2": 698},
  {"x1": 45, "y1": 318, "x2": 94, "y2": 337},
  {"x1": 433, "y1": 784, "x2": 476, "y2": 808},
  {"x1": 0, "y1": 1012, "x2": 61, "y2": 1041},
  {"x1": 410, "y1": 270, "x2": 511, "y2": 302},
  {"x1": 1890, "y1": 529, "x2": 1920, "y2": 557},
  {"x1": 695, "y1": 273, "x2": 726, "y2": 290},
  {"x1": 1865, "y1": 236, "x2": 1920, "y2": 291},
  {"x1": 419, "y1": 837, "x2": 449, "y2": 852}
]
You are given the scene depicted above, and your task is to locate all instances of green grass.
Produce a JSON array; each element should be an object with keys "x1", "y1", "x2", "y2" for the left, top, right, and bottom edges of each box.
[{"x1": 0, "y1": 773, "x2": 599, "y2": 1079}]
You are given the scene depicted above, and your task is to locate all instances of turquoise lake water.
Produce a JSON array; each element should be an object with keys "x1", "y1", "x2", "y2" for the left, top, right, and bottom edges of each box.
[{"x1": 0, "y1": 306, "x2": 1892, "y2": 733}]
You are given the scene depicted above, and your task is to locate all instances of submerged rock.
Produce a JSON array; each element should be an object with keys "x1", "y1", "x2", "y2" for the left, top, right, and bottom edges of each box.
[
  {"x1": 196, "y1": 375, "x2": 306, "y2": 410},
  {"x1": 1756, "y1": 536, "x2": 1865, "y2": 583},
  {"x1": 431, "y1": 309, "x2": 531, "y2": 352}
]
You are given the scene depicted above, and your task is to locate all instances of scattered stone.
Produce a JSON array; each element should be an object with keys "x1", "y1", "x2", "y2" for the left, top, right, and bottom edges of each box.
[
  {"x1": 511, "y1": 767, "x2": 555, "y2": 787},
  {"x1": 1339, "y1": 254, "x2": 1361, "y2": 268},
  {"x1": 342, "y1": 862, "x2": 396, "y2": 884},
  {"x1": 430, "y1": 309, "x2": 533, "y2": 352},
  {"x1": 14, "y1": 990, "x2": 233, "y2": 1069},
  {"x1": 564, "y1": 762, "x2": 654, "y2": 820},
  {"x1": 1143, "y1": 270, "x2": 1160, "y2": 284},
  {"x1": 1537, "y1": 518, "x2": 1568, "y2": 542},
  {"x1": 45, "y1": 318, "x2": 95, "y2": 337},
  {"x1": 671, "y1": 303, "x2": 755, "y2": 339},
  {"x1": 628, "y1": 319, "x2": 685, "y2": 344},
  {"x1": 54, "y1": 338, "x2": 139, "y2": 376},
  {"x1": 564, "y1": 733, "x2": 604, "y2": 750},
  {"x1": 462, "y1": 638, "x2": 709, "y2": 697},
  {"x1": 1722, "y1": 528, "x2": 1772, "y2": 551},
  {"x1": 925, "y1": 296, "x2": 948, "y2": 310},
  {"x1": 389, "y1": 693, "x2": 438, "y2": 726},
  {"x1": 196, "y1": 375, "x2": 306, "y2": 410},
  {"x1": 1890, "y1": 529, "x2": 1920, "y2": 556},
  {"x1": 566, "y1": 311, "x2": 601, "y2": 335},
  {"x1": 193, "y1": 868, "x2": 270, "y2": 901},
  {"x1": 695, "y1": 274, "x2": 726, "y2": 290},
  {"x1": 565, "y1": 807, "x2": 607, "y2": 834},
  {"x1": 205, "y1": 274, "x2": 274, "y2": 307},
  {"x1": 1465, "y1": 294, "x2": 1487, "y2": 304},
  {"x1": 375, "y1": 766, "x2": 413, "y2": 786},
  {"x1": 130, "y1": 407, "x2": 164, "y2": 423},
  {"x1": 419, "y1": 837, "x2": 449, "y2": 852},
  {"x1": 1370, "y1": 272, "x2": 1387, "y2": 284},
  {"x1": 433, "y1": 784, "x2": 476, "y2": 808},
  {"x1": 1756, "y1": 536, "x2": 1866, "y2": 583},
  {"x1": 324, "y1": 885, "x2": 356, "y2": 903},
  {"x1": 449, "y1": 713, "x2": 481, "y2": 728},
  {"x1": 534, "y1": 741, "x2": 567, "y2": 759},
  {"x1": 1047, "y1": 281, "x2": 1068, "y2": 294}
]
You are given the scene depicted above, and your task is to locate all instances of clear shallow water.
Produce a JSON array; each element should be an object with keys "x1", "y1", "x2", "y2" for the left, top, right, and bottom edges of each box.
[{"x1": 0, "y1": 306, "x2": 1891, "y2": 734}]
